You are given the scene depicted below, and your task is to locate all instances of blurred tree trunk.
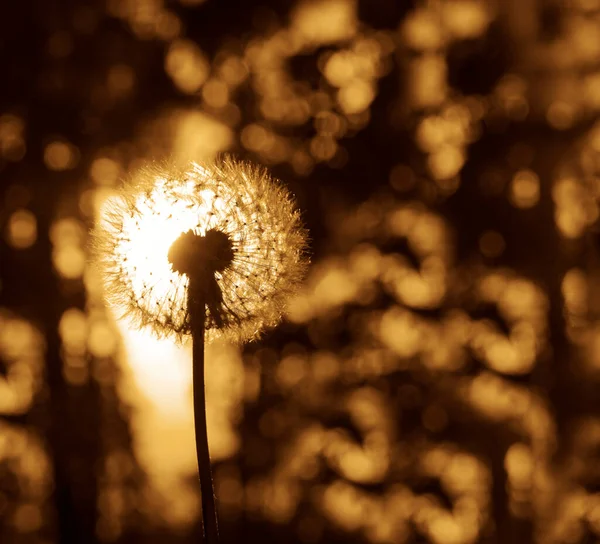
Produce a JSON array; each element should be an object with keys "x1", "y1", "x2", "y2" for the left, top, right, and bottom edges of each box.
[{"x1": 35, "y1": 173, "x2": 101, "y2": 544}]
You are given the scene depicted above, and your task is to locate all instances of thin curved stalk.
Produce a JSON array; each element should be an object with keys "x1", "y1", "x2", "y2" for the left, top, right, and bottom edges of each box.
[{"x1": 190, "y1": 286, "x2": 219, "y2": 544}]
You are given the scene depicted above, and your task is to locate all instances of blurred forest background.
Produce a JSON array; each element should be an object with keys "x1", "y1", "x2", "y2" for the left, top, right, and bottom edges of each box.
[{"x1": 3, "y1": 0, "x2": 600, "y2": 543}]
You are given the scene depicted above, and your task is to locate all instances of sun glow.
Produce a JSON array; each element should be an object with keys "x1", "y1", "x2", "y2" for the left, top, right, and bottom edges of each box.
[
  {"x1": 94, "y1": 180, "x2": 248, "y2": 526},
  {"x1": 90, "y1": 157, "x2": 307, "y2": 526},
  {"x1": 114, "y1": 176, "x2": 212, "y2": 328},
  {"x1": 109, "y1": 312, "x2": 244, "y2": 528},
  {"x1": 94, "y1": 158, "x2": 308, "y2": 342}
]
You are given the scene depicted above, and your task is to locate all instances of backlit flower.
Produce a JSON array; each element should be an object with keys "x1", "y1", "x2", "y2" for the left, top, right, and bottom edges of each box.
[{"x1": 92, "y1": 157, "x2": 309, "y2": 343}]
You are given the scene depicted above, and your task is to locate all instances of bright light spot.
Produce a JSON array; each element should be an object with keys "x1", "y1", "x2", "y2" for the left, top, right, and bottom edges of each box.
[
  {"x1": 292, "y1": 0, "x2": 357, "y2": 45},
  {"x1": 88, "y1": 320, "x2": 117, "y2": 358},
  {"x1": 441, "y1": 1, "x2": 491, "y2": 40},
  {"x1": 51, "y1": 218, "x2": 86, "y2": 279},
  {"x1": 59, "y1": 308, "x2": 87, "y2": 356},
  {"x1": 111, "y1": 316, "x2": 242, "y2": 525},
  {"x1": 409, "y1": 55, "x2": 447, "y2": 108},
  {"x1": 510, "y1": 169, "x2": 540, "y2": 208},
  {"x1": 553, "y1": 177, "x2": 593, "y2": 239},
  {"x1": 6, "y1": 209, "x2": 37, "y2": 249},
  {"x1": 0, "y1": 312, "x2": 43, "y2": 415},
  {"x1": 428, "y1": 145, "x2": 464, "y2": 180},
  {"x1": 170, "y1": 110, "x2": 233, "y2": 162},
  {"x1": 108, "y1": 179, "x2": 217, "y2": 326},
  {"x1": 505, "y1": 443, "x2": 533, "y2": 490},
  {"x1": 91, "y1": 157, "x2": 121, "y2": 186},
  {"x1": 402, "y1": 9, "x2": 444, "y2": 51},
  {"x1": 53, "y1": 245, "x2": 86, "y2": 279},
  {"x1": 338, "y1": 79, "x2": 375, "y2": 115},
  {"x1": 165, "y1": 39, "x2": 210, "y2": 94},
  {"x1": 562, "y1": 268, "x2": 587, "y2": 318}
]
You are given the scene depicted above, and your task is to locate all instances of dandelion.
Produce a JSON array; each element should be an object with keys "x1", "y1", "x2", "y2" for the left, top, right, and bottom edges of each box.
[
  {"x1": 93, "y1": 157, "x2": 308, "y2": 343},
  {"x1": 92, "y1": 156, "x2": 309, "y2": 543}
]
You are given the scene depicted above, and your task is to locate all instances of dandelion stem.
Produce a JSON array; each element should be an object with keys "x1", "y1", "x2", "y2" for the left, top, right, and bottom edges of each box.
[{"x1": 189, "y1": 284, "x2": 220, "y2": 544}]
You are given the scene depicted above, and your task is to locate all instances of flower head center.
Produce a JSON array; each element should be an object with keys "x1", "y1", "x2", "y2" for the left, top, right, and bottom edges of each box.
[{"x1": 168, "y1": 228, "x2": 235, "y2": 279}]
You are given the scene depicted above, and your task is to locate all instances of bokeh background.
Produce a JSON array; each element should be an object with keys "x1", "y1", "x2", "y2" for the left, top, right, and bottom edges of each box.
[{"x1": 3, "y1": 0, "x2": 600, "y2": 542}]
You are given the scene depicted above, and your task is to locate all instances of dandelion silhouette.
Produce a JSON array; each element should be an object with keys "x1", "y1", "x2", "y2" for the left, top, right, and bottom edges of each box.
[
  {"x1": 92, "y1": 157, "x2": 308, "y2": 543},
  {"x1": 95, "y1": 158, "x2": 308, "y2": 343}
]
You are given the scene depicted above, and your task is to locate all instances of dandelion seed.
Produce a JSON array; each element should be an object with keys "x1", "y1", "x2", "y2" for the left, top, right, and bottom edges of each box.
[{"x1": 92, "y1": 156, "x2": 309, "y2": 343}]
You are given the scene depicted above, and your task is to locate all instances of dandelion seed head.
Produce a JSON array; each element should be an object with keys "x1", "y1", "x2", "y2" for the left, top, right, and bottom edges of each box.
[{"x1": 92, "y1": 157, "x2": 309, "y2": 343}]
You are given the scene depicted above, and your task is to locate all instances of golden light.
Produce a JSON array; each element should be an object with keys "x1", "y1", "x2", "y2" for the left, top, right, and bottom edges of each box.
[
  {"x1": 88, "y1": 319, "x2": 118, "y2": 358},
  {"x1": 83, "y1": 117, "x2": 247, "y2": 529},
  {"x1": 409, "y1": 55, "x2": 448, "y2": 109},
  {"x1": 59, "y1": 307, "x2": 89, "y2": 385},
  {"x1": 50, "y1": 217, "x2": 86, "y2": 279},
  {"x1": 510, "y1": 169, "x2": 540, "y2": 208},
  {"x1": 0, "y1": 422, "x2": 53, "y2": 533},
  {"x1": 165, "y1": 39, "x2": 210, "y2": 94},
  {"x1": 428, "y1": 145, "x2": 464, "y2": 181},
  {"x1": 337, "y1": 79, "x2": 375, "y2": 115},
  {"x1": 43, "y1": 140, "x2": 78, "y2": 171},
  {"x1": 169, "y1": 110, "x2": 233, "y2": 163},
  {"x1": 505, "y1": 443, "x2": 533, "y2": 490},
  {"x1": 59, "y1": 308, "x2": 87, "y2": 357},
  {"x1": 53, "y1": 245, "x2": 86, "y2": 279},
  {"x1": 291, "y1": 0, "x2": 357, "y2": 45},
  {"x1": 94, "y1": 158, "x2": 308, "y2": 343},
  {"x1": 90, "y1": 157, "x2": 121, "y2": 186},
  {"x1": 562, "y1": 268, "x2": 588, "y2": 320},
  {"x1": 441, "y1": 0, "x2": 490, "y2": 40},
  {"x1": 5, "y1": 209, "x2": 37, "y2": 249},
  {"x1": 402, "y1": 8, "x2": 444, "y2": 51},
  {"x1": 103, "y1": 303, "x2": 244, "y2": 527},
  {"x1": 0, "y1": 311, "x2": 44, "y2": 415},
  {"x1": 553, "y1": 177, "x2": 596, "y2": 239},
  {"x1": 106, "y1": 178, "x2": 206, "y2": 328},
  {"x1": 470, "y1": 272, "x2": 547, "y2": 375},
  {"x1": 202, "y1": 78, "x2": 229, "y2": 109}
]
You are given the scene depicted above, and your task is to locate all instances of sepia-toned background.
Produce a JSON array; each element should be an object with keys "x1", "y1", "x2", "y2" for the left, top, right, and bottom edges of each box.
[{"x1": 2, "y1": 0, "x2": 600, "y2": 542}]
